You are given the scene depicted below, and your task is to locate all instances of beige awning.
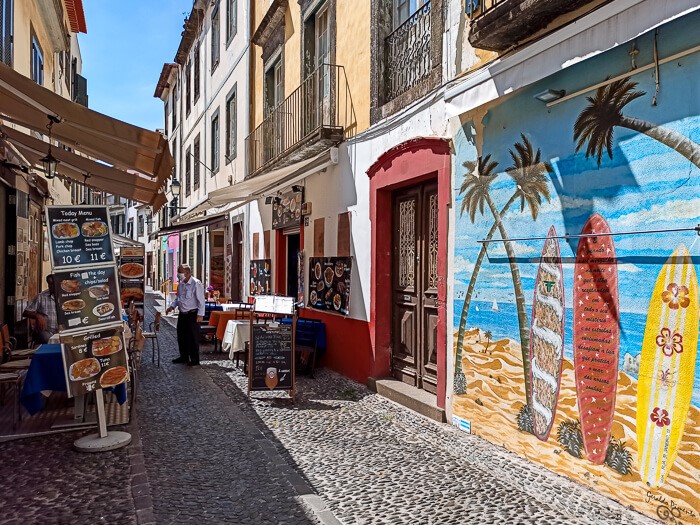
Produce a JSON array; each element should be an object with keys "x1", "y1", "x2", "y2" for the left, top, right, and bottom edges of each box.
[
  {"x1": 2, "y1": 124, "x2": 168, "y2": 209},
  {"x1": 0, "y1": 62, "x2": 173, "y2": 208},
  {"x1": 186, "y1": 148, "x2": 338, "y2": 216}
]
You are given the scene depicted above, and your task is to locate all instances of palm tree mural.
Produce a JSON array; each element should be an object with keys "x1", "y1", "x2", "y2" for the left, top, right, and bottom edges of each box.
[
  {"x1": 454, "y1": 136, "x2": 552, "y2": 402},
  {"x1": 574, "y1": 78, "x2": 700, "y2": 169}
]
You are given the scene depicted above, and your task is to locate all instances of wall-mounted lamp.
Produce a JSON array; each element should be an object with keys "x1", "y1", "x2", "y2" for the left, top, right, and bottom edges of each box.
[
  {"x1": 170, "y1": 178, "x2": 181, "y2": 196},
  {"x1": 265, "y1": 196, "x2": 273, "y2": 205},
  {"x1": 291, "y1": 185, "x2": 303, "y2": 193},
  {"x1": 534, "y1": 89, "x2": 566, "y2": 103},
  {"x1": 273, "y1": 196, "x2": 281, "y2": 205},
  {"x1": 41, "y1": 115, "x2": 61, "y2": 179}
]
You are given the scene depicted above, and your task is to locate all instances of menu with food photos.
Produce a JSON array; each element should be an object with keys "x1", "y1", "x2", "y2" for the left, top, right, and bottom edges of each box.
[
  {"x1": 46, "y1": 206, "x2": 115, "y2": 269},
  {"x1": 118, "y1": 245, "x2": 146, "y2": 312},
  {"x1": 271, "y1": 190, "x2": 303, "y2": 230},
  {"x1": 308, "y1": 257, "x2": 352, "y2": 315},
  {"x1": 59, "y1": 326, "x2": 129, "y2": 398},
  {"x1": 249, "y1": 259, "x2": 272, "y2": 296},
  {"x1": 53, "y1": 267, "x2": 123, "y2": 333}
]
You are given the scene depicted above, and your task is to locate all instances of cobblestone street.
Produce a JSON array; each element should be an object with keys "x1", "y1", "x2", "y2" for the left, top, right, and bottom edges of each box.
[{"x1": 0, "y1": 294, "x2": 662, "y2": 525}]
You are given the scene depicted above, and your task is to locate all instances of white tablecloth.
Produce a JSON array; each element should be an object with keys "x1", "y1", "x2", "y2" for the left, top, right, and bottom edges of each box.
[{"x1": 221, "y1": 320, "x2": 252, "y2": 359}]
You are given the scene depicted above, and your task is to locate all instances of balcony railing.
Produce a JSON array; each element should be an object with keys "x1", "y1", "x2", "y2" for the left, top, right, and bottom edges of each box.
[
  {"x1": 384, "y1": 1, "x2": 432, "y2": 102},
  {"x1": 245, "y1": 63, "x2": 356, "y2": 177}
]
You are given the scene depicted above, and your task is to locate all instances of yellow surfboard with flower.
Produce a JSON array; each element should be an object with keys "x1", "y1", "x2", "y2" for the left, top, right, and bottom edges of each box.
[{"x1": 637, "y1": 245, "x2": 698, "y2": 488}]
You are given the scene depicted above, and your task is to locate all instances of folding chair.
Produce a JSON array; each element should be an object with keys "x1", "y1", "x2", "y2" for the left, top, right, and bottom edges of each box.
[{"x1": 143, "y1": 312, "x2": 162, "y2": 367}]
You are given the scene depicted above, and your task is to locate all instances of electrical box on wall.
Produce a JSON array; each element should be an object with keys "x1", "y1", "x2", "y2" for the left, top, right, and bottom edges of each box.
[{"x1": 301, "y1": 202, "x2": 312, "y2": 216}]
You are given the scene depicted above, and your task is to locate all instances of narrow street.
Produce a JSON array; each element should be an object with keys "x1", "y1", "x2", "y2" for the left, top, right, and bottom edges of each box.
[{"x1": 1, "y1": 293, "x2": 660, "y2": 524}]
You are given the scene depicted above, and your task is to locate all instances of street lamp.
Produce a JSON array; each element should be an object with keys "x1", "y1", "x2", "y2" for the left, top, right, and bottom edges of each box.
[
  {"x1": 41, "y1": 115, "x2": 61, "y2": 179},
  {"x1": 171, "y1": 178, "x2": 181, "y2": 196}
]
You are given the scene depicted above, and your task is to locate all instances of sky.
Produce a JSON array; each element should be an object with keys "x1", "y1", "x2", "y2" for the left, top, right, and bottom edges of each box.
[{"x1": 79, "y1": 1, "x2": 193, "y2": 131}]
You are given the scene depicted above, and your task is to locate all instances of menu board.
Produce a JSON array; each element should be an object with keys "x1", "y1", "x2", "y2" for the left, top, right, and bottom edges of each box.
[
  {"x1": 249, "y1": 259, "x2": 271, "y2": 295},
  {"x1": 271, "y1": 190, "x2": 302, "y2": 230},
  {"x1": 250, "y1": 323, "x2": 293, "y2": 391},
  {"x1": 255, "y1": 295, "x2": 295, "y2": 315},
  {"x1": 46, "y1": 206, "x2": 114, "y2": 269},
  {"x1": 119, "y1": 245, "x2": 145, "y2": 308},
  {"x1": 308, "y1": 257, "x2": 352, "y2": 315},
  {"x1": 60, "y1": 326, "x2": 129, "y2": 398},
  {"x1": 53, "y1": 267, "x2": 122, "y2": 333}
]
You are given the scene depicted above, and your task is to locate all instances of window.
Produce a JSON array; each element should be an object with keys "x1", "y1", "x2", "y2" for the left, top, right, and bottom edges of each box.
[
  {"x1": 211, "y1": 110, "x2": 220, "y2": 174},
  {"x1": 193, "y1": 134, "x2": 201, "y2": 191},
  {"x1": 30, "y1": 34, "x2": 43, "y2": 85},
  {"x1": 225, "y1": 85, "x2": 237, "y2": 162},
  {"x1": 164, "y1": 102, "x2": 169, "y2": 136},
  {"x1": 188, "y1": 233, "x2": 195, "y2": 269},
  {"x1": 394, "y1": 0, "x2": 427, "y2": 27},
  {"x1": 226, "y1": 0, "x2": 237, "y2": 44},
  {"x1": 185, "y1": 145, "x2": 191, "y2": 196},
  {"x1": 185, "y1": 61, "x2": 191, "y2": 115},
  {"x1": 264, "y1": 58, "x2": 283, "y2": 115},
  {"x1": 171, "y1": 140, "x2": 177, "y2": 182},
  {"x1": 193, "y1": 43, "x2": 200, "y2": 102},
  {"x1": 172, "y1": 83, "x2": 178, "y2": 129},
  {"x1": 0, "y1": 0, "x2": 13, "y2": 66},
  {"x1": 138, "y1": 215, "x2": 145, "y2": 237},
  {"x1": 211, "y1": 4, "x2": 220, "y2": 71},
  {"x1": 315, "y1": 5, "x2": 330, "y2": 98}
]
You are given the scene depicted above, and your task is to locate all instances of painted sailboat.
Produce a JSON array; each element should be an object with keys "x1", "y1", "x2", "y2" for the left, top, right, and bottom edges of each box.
[{"x1": 491, "y1": 300, "x2": 499, "y2": 312}]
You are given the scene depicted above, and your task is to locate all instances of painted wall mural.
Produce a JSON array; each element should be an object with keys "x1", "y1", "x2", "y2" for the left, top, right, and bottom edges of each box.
[{"x1": 451, "y1": 13, "x2": 699, "y2": 524}]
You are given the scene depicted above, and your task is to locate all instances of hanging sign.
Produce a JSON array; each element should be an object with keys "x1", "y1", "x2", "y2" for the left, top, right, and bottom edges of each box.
[{"x1": 46, "y1": 206, "x2": 114, "y2": 269}]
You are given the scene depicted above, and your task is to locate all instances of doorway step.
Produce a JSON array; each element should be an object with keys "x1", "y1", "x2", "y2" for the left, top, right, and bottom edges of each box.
[{"x1": 367, "y1": 377, "x2": 446, "y2": 423}]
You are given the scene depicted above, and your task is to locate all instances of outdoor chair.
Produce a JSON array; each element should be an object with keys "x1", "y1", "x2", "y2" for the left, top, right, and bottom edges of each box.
[
  {"x1": 1, "y1": 324, "x2": 36, "y2": 359},
  {"x1": 0, "y1": 371, "x2": 23, "y2": 430},
  {"x1": 0, "y1": 344, "x2": 31, "y2": 372},
  {"x1": 142, "y1": 312, "x2": 162, "y2": 367},
  {"x1": 294, "y1": 318, "x2": 323, "y2": 378}
]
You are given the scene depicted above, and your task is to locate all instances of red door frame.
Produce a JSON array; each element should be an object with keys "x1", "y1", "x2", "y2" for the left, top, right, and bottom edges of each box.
[{"x1": 366, "y1": 138, "x2": 451, "y2": 408}]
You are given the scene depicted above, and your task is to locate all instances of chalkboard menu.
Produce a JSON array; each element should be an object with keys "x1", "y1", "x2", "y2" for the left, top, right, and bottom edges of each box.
[
  {"x1": 53, "y1": 267, "x2": 122, "y2": 333},
  {"x1": 60, "y1": 326, "x2": 129, "y2": 398},
  {"x1": 308, "y1": 257, "x2": 352, "y2": 315},
  {"x1": 250, "y1": 323, "x2": 293, "y2": 392},
  {"x1": 272, "y1": 190, "x2": 302, "y2": 230},
  {"x1": 119, "y1": 246, "x2": 145, "y2": 309},
  {"x1": 46, "y1": 206, "x2": 114, "y2": 269},
  {"x1": 249, "y1": 259, "x2": 271, "y2": 295}
]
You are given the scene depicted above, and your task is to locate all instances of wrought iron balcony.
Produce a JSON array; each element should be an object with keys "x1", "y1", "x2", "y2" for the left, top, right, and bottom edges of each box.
[
  {"x1": 384, "y1": 1, "x2": 432, "y2": 103},
  {"x1": 245, "y1": 64, "x2": 356, "y2": 178},
  {"x1": 467, "y1": 0, "x2": 600, "y2": 52}
]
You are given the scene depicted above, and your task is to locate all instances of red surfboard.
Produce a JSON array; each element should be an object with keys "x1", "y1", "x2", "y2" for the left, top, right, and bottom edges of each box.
[{"x1": 573, "y1": 213, "x2": 620, "y2": 465}]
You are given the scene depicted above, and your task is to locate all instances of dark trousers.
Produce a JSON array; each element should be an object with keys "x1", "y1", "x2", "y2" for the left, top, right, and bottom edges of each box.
[{"x1": 176, "y1": 310, "x2": 200, "y2": 364}]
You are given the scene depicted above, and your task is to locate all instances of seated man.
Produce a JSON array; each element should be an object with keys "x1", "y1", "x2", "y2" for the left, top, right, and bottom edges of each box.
[{"x1": 23, "y1": 274, "x2": 58, "y2": 344}]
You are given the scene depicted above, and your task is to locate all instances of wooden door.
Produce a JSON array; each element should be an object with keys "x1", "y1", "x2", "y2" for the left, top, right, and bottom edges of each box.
[{"x1": 391, "y1": 181, "x2": 439, "y2": 393}]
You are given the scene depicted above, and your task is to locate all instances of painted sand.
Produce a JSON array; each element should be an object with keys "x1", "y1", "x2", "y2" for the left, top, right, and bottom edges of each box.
[{"x1": 453, "y1": 329, "x2": 699, "y2": 523}]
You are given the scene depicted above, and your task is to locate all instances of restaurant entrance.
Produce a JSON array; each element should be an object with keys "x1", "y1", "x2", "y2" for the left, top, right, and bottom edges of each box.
[
  {"x1": 391, "y1": 181, "x2": 439, "y2": 394},
  {"x1": 285, "y1": 233, "x2": 300, "y2": 298}
]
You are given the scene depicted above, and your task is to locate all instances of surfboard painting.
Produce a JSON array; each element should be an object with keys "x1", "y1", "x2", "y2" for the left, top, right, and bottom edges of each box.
[
  {"x1": 573, "y1": 213, "x2": 620, "y2": 465},
  {"x1": 637, "y1": 245, "x2": 698, "y2": 488},
  {"x1": 528, "y1": 226, "x2": 565, "y2": 441}
]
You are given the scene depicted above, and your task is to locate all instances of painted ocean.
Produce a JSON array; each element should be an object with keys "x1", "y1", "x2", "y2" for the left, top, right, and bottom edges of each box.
[{"x1": 453, "y1": 299, "x2": 700, "y2": 408}]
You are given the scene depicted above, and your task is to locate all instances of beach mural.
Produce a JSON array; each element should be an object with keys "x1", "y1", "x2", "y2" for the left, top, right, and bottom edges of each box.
[{"x1": 451, "y1": 14, "x2": 700, "y2": 523}]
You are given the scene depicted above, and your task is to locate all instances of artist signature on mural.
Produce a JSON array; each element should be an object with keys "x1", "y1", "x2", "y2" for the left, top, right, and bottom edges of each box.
[{"x1": 646, "y1": 492, "x2": 696, "y2": 524}]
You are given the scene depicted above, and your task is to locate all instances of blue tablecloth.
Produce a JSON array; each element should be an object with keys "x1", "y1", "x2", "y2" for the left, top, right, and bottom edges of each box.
[{"x1": 20, "y1": 344, "x2": 128, "y2": 415}]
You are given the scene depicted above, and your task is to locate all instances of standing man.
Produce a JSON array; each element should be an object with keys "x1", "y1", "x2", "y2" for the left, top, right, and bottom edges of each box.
[
  {"x1": 166, "y1": 264, "x2": 205, "y2": 366},
  {"x1": 23, "y1": 274, "x2": 58, "y2": 344}
]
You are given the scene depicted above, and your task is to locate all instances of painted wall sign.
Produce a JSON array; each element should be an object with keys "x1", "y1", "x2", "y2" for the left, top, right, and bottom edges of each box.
[
  {"x1": 271, "y1": 190, "x2": 302, "y2": 230},
  {"x1": 46, "y1": 206, "x2": 114, "y2": 269}
]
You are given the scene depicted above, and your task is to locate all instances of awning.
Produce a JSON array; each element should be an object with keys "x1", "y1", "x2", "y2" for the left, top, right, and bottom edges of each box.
[
  {"x1": 1, "y1": 125, "x2": 168, "y2": 209},
  {"x1": 112, "y1": 234, "x2": 143, "y2": 247},
  {"x1": 186, "y1": 148, "x2": 338, "y2": 216},
  {"x1": 0, "y1": 62, "x2": 173, "y2": 208},
  {"x1": 157, "y1": 208, "x2": 232, "y2": 235}
]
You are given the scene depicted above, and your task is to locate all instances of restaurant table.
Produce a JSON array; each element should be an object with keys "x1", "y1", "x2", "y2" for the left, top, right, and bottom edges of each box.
[
  {"x1": 20, "y1": 344, "x2": 128, "y2": 416},
  {"x1": 222, "y1": 320, "x2": 253, "y2": 359}
]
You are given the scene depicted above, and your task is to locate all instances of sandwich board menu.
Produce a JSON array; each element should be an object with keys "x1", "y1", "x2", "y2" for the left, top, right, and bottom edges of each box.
[
  {"x1": 53, "y1": 267, "x2": 122, "y2": 333},
  {"x1": 118, "y1": 245, "x2": 146, "y2": 311},
  {"x1": 46, "y1": 206, "x2": 115, "y2": 269},
  {"x1": 60, "y1": 326, "x2": 129, "y2": 398},
  {"x1": 249, "y1": 323, "x2": 294, "y2": 392}
]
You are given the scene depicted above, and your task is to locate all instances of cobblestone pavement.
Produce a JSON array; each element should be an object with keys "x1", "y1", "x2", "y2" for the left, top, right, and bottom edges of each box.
[
  {"x1": 144, "y1": 292, "x2": 659, "y2": 525},
  {"x1": 136, "y1": 299, "x2": 324, "y2": 525},
  {"x1": 0, "y1": 431, "x2": 136, "y2": 524}
]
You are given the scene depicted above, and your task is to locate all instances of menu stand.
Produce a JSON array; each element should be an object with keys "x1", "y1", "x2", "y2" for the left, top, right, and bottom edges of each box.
[{"x1": 74, "y1": 389, "x2": 132, "y2": 452}]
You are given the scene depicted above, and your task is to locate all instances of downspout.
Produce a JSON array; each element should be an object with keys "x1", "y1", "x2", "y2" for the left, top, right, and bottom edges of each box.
[{"x1": 243, "y1": 4, "x2": 252, "y2": 300}]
